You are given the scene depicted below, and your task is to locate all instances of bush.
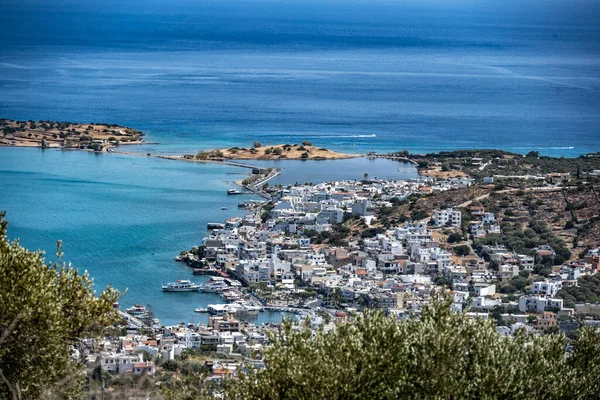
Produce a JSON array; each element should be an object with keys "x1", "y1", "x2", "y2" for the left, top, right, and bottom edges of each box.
[
  {"x1": 0, "y1": 214, "x2": 119, "y2": 398},
  {"x1": 253, "y1": 141, "x2": 261, "y2": 148},
  {"x1": 410, "y1": 209, "x2": 427, "y2": 221},
  {"x1": 564, "y1": 221, "x2": 575, "y2": 229},
  {"x1": 454, "y1": 245, "x2": 471, "y2": 256},
  {"x1": 228, "y1": 296, "x2": 600, "y2": 399},
  {"x1": 447, "y1": 232, "x2": 463, "y2": 244}
]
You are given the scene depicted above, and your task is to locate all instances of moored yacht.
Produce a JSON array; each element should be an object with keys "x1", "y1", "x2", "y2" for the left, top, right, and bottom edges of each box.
[
  {"x1": 221, "y1": 289, "x2": 243, "y2": 302},
  {"x1": 125, "y1": 304, "x2": 148, "y2": 316},
  {"x1": 200, "y1": 276, "x2": 229, "y2": 293},
  {"x1": 161, "y1": 279, "x2": 201, "y2": 292},
  {"x1": 207, "y1": 302, "x2": 260, "y2": 316}
]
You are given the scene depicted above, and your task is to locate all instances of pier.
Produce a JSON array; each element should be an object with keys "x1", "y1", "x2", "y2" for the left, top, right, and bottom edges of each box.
[
  {"x1": 368, "y1": 154, "x2": 419, "y2": 165},
  {"x1": 242, "y1": 168, "x2": 281, "y2": 201}
]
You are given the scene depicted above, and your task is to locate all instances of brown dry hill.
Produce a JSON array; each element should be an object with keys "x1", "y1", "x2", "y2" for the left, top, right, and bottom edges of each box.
[
  {"x1": 0, "y1": 119, "x2": 143, "y2": 148},
  {"x1": 479, "y1": 184, "x2": 600, "y2": 260},
  {"x1": 195, "y1": 143, "x2": 361, "y2": 161}
]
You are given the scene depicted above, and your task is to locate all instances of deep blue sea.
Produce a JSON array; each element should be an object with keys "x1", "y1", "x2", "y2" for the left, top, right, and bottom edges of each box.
[
  {"x1": 1, "y1": 0, "x2": 599, "y2": 323},
  {"x1": 1, "y1": 0, "x2": 599, "y2": 156}
]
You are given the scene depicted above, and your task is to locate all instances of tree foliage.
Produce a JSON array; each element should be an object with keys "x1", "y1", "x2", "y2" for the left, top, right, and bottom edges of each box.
[
  {"x1": 227, "y1": 296, "x2": 600, "y2": 399},
  {"x1": 474, "y1": 219, "x2": 570, "y2": 265},
  {"x1": 556, "y1": 274, "x2": 600, "y2": 308},
  {"x1": 0, "y1": 212, "x2": 119, "y2": 399}
]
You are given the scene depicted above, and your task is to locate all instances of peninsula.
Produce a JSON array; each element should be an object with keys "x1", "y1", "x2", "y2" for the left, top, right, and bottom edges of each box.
[
  {"x1": 191, "y1": 142, "x2": 361, "y2": 161},
  {"x1": 0, "y1": 118, "x2": 144, "y2": 150}
]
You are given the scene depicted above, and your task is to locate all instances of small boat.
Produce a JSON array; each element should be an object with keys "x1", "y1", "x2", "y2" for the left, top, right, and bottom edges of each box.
[
  {"x1": 194, "y1": 308, "x2": 209, "y2": 313},
  {"x1": 162, "y1": 279, "x2": 202, "y2": 292},
  {"x1": 221, "y1": 290, "x2": 243, "y2": 302},
  {"x1": 227, "y1": 189, "x2": 243, "y2": 195},
  {"x1": 207, "y1": 222, "x2": 225, "y2": 230},
  {"x1": 221, "y1": 207, "x2": 228, "y2": 210}
]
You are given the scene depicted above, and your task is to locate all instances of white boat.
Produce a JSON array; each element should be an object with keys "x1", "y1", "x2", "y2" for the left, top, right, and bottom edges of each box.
[
  {"x1": 221, "y1": 290, "x2": 243, "y2": 302},
  {"x1": 227, "y1": 189, "x2": 243, "y2": 195},
  {"x1": 161, "y1": 279, "x2": 201, "y2": 292},
  {"x1": 207, "y1": 303, "x2": 259, "y2": 316},
  {"x1": 234, "y1": 300, "x2": 263, "y2": 313},
  {"x1": 194, "y1": 308, "x2": 209, "y2": 313},
  {"x1": 200, "y1": 276, "x2": 229, "y2": 293},
  {"x1": 125, "y1": 304, "x2": 148, "y2": 316},
  {"x1": 221, "y1": 207, "x2": 228, "y2": 210}
]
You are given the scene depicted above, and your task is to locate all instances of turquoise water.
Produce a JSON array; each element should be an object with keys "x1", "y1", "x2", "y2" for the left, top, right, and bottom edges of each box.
[
  {"x1": 0, "y1": 147, "x2": 417, "y2": 324},
  {"x1": 252, "y1": 158, "x2": 419, "y2": 185},
  {"x1": 0, "y1": 147, "x2": 277, "y2": 325}
]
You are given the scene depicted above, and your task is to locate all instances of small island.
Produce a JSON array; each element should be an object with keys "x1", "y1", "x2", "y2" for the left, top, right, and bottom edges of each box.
[
  {"x1": 189, "y1": 141, "x2": 361, "y2": 161},
  {"x1": 0, "y1": 118, "x2": 144, "y2": 151}
]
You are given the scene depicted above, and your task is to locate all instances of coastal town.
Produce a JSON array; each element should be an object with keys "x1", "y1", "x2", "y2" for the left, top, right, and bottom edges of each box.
[
  {"x1": 72, "y1": 149, "x2": 600, "y2": 397},
  {"x1": 3, "y1": 0, "x2": 600, "y2": 396}
]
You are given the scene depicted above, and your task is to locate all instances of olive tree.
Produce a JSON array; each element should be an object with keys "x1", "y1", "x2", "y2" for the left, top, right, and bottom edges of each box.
[
  {"x1": 0, "y1": 212, "x2": 119, "y2": 399},
  {"x1": 227, "y1": 296, "x2": 600, "y2": 399}
]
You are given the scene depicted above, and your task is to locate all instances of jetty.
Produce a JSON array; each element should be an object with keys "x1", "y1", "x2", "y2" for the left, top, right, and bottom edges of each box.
[
  {"x1": 240, "y1": 168, "x2": 281, "y2": 201},
  {"x1": 368, "y1": 154, "x2": 419, "y2": 165}
]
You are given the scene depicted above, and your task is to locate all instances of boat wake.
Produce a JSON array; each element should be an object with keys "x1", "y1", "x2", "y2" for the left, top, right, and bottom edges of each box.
[{"x1": 318, "y1": 134, "x2": 377, "y2": 138}]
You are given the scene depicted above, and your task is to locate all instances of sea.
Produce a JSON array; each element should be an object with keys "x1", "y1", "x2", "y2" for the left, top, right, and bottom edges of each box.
[{"x1": 1, "y1": 0, "x2": 599, "y2": 324}]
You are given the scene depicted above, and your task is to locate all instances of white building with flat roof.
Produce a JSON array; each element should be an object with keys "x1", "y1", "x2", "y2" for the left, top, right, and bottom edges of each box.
[{"x1": 433, "y1": 208, "x2": 462, "y2": 228}]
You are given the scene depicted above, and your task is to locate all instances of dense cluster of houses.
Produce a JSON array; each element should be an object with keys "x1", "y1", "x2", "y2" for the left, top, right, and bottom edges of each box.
[{"x1": 89, "y1": 176, "x2": 600, "y2": 379}]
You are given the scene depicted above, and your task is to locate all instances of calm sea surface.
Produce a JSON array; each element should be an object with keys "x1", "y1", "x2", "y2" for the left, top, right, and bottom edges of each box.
[
  {"x1": 1, "y1": 0, "x2": 599, "y2": 156},
  {"x1": 0, "y1": 147, "x2": 278, "y2": 325},
  {"x1": 1, "y1": 0, "x2": 599, "y2": 323}
]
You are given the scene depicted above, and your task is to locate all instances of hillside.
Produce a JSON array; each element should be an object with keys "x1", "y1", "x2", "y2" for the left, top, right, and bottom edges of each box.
[
  {"x1": 0, "y1": 118, "x2": 143, "y2": 148},
  {"x1": 194, "y1": 143, "x2": 361, "y2": 161}
]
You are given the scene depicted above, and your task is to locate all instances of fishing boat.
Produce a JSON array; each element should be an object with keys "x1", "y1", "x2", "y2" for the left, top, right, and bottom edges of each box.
[{"x1": 161, "y1": 279, "x2": 201, "y2": 292}]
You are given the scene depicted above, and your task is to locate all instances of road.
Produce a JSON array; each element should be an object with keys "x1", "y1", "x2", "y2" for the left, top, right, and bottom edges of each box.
[{"x1": 456, "y1": 186, "x2": 563, "y2": 209}]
